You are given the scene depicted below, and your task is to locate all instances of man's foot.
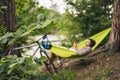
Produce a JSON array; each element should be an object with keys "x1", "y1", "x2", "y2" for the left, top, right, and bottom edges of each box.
[{"x1": 56, "y1": 63, "x2": 63, "y2": 69}]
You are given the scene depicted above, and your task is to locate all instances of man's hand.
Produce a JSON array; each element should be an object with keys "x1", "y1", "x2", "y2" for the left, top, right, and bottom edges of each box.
[{"x1": 73, "y1": 41, "x2": 78, "y2": 48}]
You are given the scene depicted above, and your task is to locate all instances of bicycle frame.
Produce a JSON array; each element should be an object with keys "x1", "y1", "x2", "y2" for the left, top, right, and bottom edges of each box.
[
  {"x1": 8, "y1": 32, "x2": 57, "y2": 73},
  {"x1": 35, "y1": 41, "x2": 57, "y2": 73}
]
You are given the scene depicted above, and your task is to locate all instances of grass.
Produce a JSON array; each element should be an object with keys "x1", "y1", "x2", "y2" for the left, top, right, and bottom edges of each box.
[{"x1": 33, "y1": 69, "x2": 76, "y2": 80}]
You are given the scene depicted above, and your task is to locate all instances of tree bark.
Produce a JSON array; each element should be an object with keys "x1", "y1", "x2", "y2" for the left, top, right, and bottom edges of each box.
[
  {"x1": 4, "y1": 0, "x2": 16, "y2": 31},
  {"x1": 107, "y1": 0, "x2": 120, "y2": 52},
  {"x1": 0, "y1": 0, "x2": 16, "y2": 31}
]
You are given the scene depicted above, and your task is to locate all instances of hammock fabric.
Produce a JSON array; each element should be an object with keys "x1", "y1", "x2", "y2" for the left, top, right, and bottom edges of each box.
[{"x1": 50, "y1": 28, "x2": 111, "y2": 58}]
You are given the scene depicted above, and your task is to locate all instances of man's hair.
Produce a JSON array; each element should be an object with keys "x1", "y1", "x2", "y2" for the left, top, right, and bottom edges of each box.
[{"x1": 89, "y1": 39, "x2": 96, "y2": 47}]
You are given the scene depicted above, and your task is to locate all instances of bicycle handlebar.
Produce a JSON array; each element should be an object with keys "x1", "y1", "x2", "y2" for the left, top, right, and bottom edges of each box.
[
  {"x1": 43, "y1": 32, "x2": 51, "y2": 39},
  {"x1": 36, "y1": 32, "x2": 51, "y2": 41}
]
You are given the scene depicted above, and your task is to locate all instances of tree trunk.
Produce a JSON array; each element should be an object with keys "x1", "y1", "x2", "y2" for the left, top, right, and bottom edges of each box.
[
  {"x1": 0, "y1": 0, "x2": 21, "y2": 57},
  {"x1": 4, "y1": 0, "x2": 16, "y2": 31},
  {"x1": 0, "y1": 0, "x2": 16, "y2": 31},
  {"x1": 107, "y1": 0, "x2": 120, "y2": 52}
]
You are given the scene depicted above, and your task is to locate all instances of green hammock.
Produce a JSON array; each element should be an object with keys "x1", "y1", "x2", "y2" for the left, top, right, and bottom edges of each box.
[{"x1": 50, "y1": 28, "x2": 111, "y2": 58}]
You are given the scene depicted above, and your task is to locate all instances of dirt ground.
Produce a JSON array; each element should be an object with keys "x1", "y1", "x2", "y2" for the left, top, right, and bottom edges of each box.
[{"x1": 62, "y1": 53, "x2": 120, "y2": 80}]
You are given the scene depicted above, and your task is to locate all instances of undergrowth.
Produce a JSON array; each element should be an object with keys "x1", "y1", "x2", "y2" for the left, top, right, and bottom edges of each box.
[{"x1": 0, "y1": 55, "x2": 76, "y2": 80}]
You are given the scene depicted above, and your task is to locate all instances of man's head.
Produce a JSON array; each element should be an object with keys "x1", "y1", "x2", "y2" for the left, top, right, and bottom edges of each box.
[{"x1": 86, "y1": 39, "x2": 96, "y2": 47}]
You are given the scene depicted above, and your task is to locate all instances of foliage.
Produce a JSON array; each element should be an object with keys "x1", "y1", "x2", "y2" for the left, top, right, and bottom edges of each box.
[
  {"x1": 15, "y1": 0, "x2": 37, "y2": 27},
  {"x1": 67, "y1": 0, "x2": 113, "y2": 36},
  {"x1": 53, "y1": 70, "x2": 76, "y2": 80},
  {"x1": 0, "y1": 0, "x2": 113, "y2": 48},
  {"x1": 15, "y1": 0, "x2": 59, "y2": 35},
  {"x1": 55, "y1": 10, "x2": 81, "y2": 47},
  {"x1": 56, "y1": 0, "x2": 113, "y2": 46},
  {"x1": 0, "y1": 5, "x2": 7, "y2": 35},
  {"x1": 0, "y1": 6, "x2": 7, "y2": 51},
  {"x1": 0, "y1": 5, "x2": 7, "y2": 14},
  {"x1": 0, "y1": 0, "x2": 57, "y2": 50},
  {"x1": 0, "y1": 13, "x2": 54, "y2": 47},
  {"x1": 0, "y1": 55, "x2": 35, "y2": 80},
  {"x1": 0, "y1": 0, "x2": 59, "y2": 54},
  {"x1": 0, "y1": 27, "x2": 6, "y2": 51},
  {"x1": 0, "y1": 55, "x2": 76, "y2": 80},
  {"x1": 36, "y1": 69, "x2": 76, "y2": 80},
  {"x1": 0, "y1": 2, "x2": 55, "y2": 53}
]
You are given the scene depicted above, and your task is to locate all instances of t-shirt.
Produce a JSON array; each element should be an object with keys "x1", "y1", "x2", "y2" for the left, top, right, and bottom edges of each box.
[{"x1": 74, "y1": 47, "x2": 92, "y2": 56}]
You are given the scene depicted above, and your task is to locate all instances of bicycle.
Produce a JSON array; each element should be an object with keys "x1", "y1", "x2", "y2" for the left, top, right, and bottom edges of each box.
[{"x1": 8, "y1": 32, "x2": 57, "y2": 74}]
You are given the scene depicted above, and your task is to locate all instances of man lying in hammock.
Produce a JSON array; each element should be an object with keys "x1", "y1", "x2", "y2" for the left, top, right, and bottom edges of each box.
[{"x1": 45, "y1": 39, "x2": 96, "y2": 69}]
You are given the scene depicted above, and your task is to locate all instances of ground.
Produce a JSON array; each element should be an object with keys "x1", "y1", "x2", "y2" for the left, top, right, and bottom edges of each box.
[{"x1": 61, "y1": 52, "x2": 120, "y2": 80}]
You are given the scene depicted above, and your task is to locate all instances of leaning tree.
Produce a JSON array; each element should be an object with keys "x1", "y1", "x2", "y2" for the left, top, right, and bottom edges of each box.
[{"x1": 90, "y1": 0, "x2": 120, "y2": 56}]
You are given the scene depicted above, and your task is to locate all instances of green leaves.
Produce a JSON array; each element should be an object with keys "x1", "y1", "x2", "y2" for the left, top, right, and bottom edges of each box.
[
  {"x1": 0, "y1": 54, "x2": 77, "y2": 80},
  {"x1": 9, "y1": 63, "x2": 17, "y2": 68},
  {"x1": 0, "y1": 6, "x2": 7, "y2": 14},
  {"x1": 55, "y1": 0, "x2": 113, "y2": 46},
  {"x1": 0, "y1": 13, "x2": 53, "y2": 47},
  {"x1": 37, "y1": 13, "x2": 46, "y2": 21},
  {"x1": 1, "y1": 6, "x2": 7, "y2": 9},
  {"x1": 0, "y1": 55, "x2": 34, "y2": 79},
  {"x1": 34, "y1": 56, "x2": 47, "y2": 65},
  {"x1": 17, "y1": 57, "x2": 25, "y2": 64},
  {"x1": 0, "y1": 0, "x2": 56, "y2": 53},
  {"x1": 0, "y1": 32, "x2": 13, "y2": 43}
]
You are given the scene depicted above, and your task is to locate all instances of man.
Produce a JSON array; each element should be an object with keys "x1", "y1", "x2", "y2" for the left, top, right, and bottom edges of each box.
[{"x1": 45, "y1": 39, "x2": 96, "y2": 69}]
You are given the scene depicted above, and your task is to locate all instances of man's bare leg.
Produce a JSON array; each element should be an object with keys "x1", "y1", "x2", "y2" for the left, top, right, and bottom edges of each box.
[
  {"x1": 47, "y1": 51, "x2": 54, "y2": 65},
  {"x1": 42, "y1": 51, "x2": 53, "y2": 71},
  {"x1": 48, "y1": 51, "x2": 62, "y2": 67}
]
